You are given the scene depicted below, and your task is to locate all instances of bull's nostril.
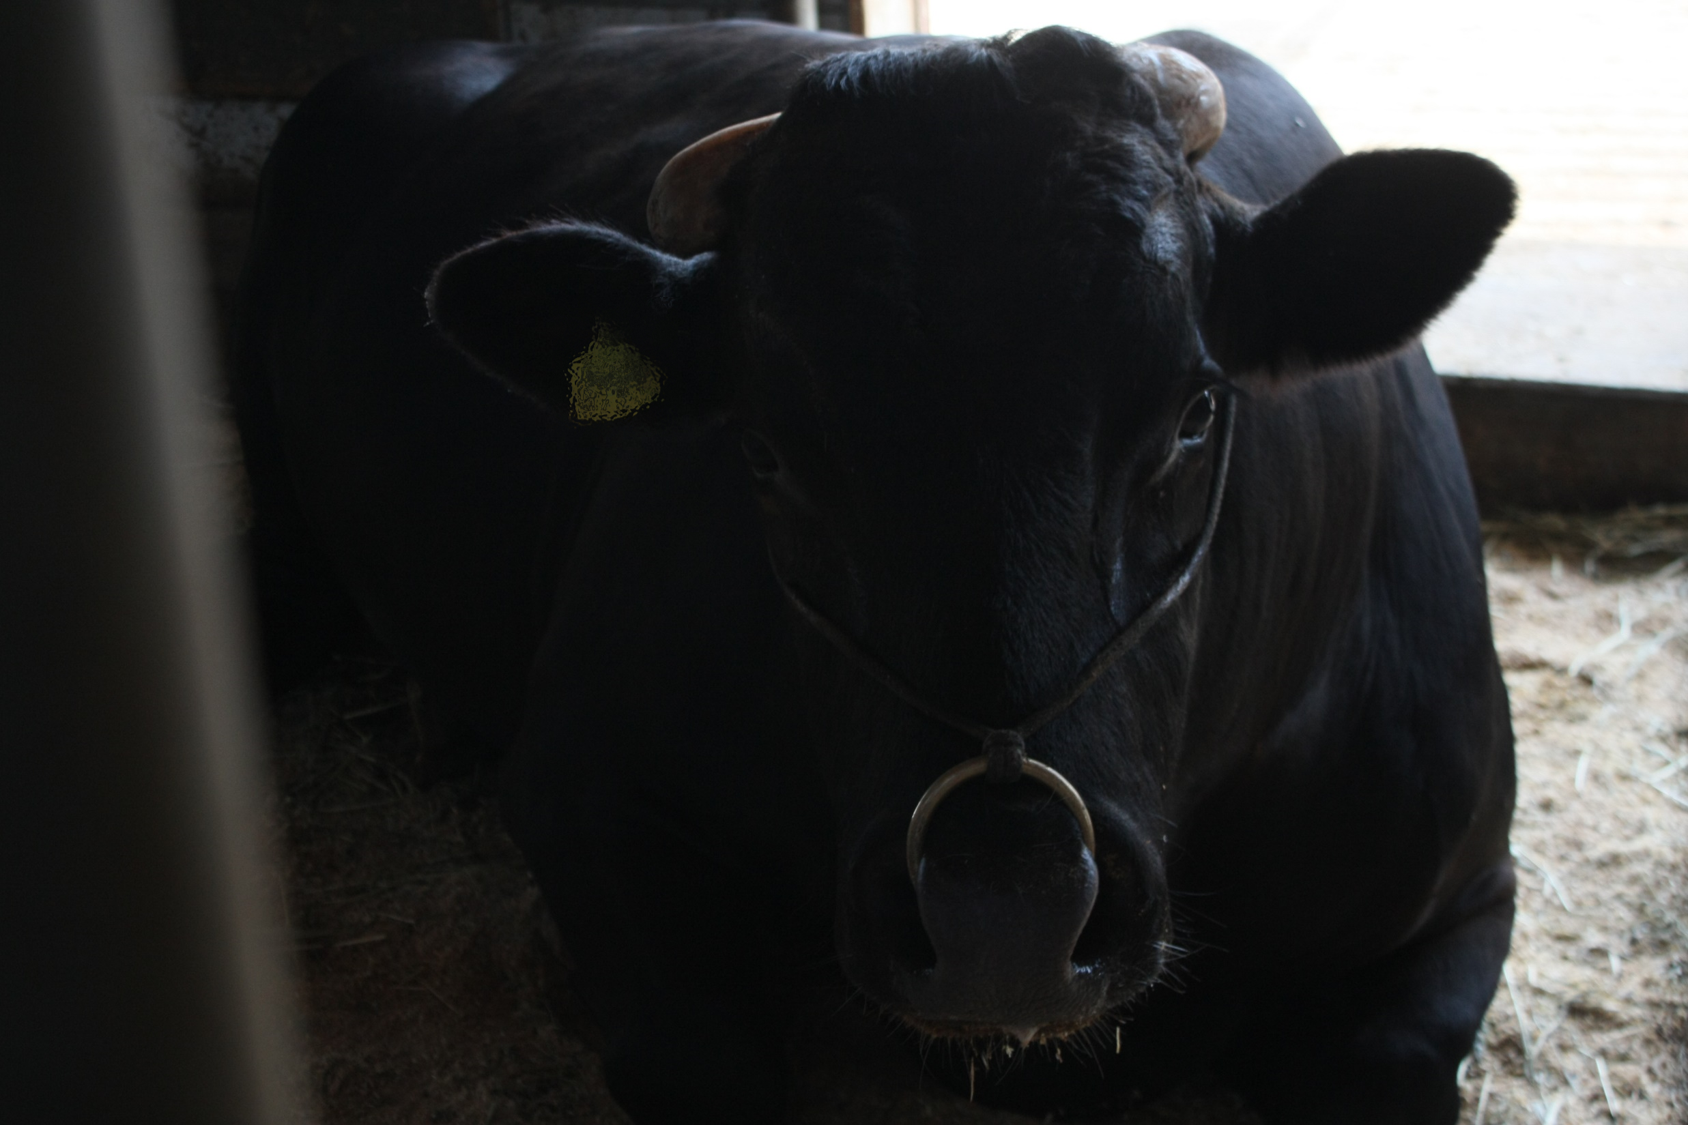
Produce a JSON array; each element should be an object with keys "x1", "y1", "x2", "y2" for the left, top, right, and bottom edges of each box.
[{"x1": 1070, "y1": 845, "x2": 1140, "y2": 967}]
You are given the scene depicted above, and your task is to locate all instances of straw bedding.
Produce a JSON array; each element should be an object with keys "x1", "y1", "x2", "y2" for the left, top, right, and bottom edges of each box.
[{"x1": 269, "y1": 509, "x2": 1687, "y2": 1124}]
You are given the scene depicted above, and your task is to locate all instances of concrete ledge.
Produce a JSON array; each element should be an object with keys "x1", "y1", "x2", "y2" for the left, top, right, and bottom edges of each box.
[
  {"x1": 1443, "y1": 375, "x2": 1688, "y2": 515},
  {"x1": 1426, "y1": 242, "x2": 1688, "y2": 394}
]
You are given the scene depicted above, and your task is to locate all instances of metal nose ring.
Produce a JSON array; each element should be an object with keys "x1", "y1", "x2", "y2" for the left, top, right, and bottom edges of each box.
[{"x1": 905, "y1": 755, "x2": 1097, "y2": 885}]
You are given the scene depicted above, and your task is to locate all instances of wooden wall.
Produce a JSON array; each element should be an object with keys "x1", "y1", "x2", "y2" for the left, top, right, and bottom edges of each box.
[
  {"x1": 162, "y1": 0, "x2": 852, "y2": 345},
  {"x1": 169, "y1": 1, "x2": 862, "y2": 99}
]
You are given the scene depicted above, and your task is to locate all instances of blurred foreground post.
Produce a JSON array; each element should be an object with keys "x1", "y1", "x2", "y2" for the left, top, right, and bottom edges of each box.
[{"x1": 0, "y1": 1, "x2": 304, "y2": 1121}]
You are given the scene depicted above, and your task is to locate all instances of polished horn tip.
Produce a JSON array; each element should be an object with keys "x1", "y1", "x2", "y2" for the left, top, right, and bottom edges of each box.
[
  {"x1": 1120, "y1": 42, "x2": 1228, "y2": 161},
  {"x1": 646, "y1": 113, "x2": 781, "y2": 255}
]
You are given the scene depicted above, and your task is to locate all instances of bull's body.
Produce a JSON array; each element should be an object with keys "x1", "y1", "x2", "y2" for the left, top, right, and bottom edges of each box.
[{"x1": 238, "y1": 22, "x2": 1515, "y2": 1123}]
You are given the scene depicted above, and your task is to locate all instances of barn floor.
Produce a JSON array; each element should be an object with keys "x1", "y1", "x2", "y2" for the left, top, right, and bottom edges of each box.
[{"x1": 269, "y1": 511, "x2": 1688, "y2": 1125}]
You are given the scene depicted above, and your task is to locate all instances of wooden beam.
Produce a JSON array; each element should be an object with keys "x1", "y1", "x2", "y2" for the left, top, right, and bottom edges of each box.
[{"x1": 1443, "y1": 376, "x2": 1688, "y2": 514}]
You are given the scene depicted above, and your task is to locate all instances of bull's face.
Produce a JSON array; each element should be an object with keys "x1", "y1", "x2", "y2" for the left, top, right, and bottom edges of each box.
[
  {"x1": 720, "y1": 41, "x2": 1224, "y2": 1038},
  {"x1": 428, "y1": 27, "x2": 1512, "y2": 1045}
]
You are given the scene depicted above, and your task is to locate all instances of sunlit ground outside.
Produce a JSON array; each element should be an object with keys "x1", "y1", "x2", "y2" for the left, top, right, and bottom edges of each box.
[{"x1": 927, "y1": 0, "x2": 1688, "y2": 390}]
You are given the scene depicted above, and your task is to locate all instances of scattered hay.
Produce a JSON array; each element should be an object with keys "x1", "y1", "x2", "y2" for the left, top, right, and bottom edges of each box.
[
  {"x1": 1483, "y1": 504, "x2": 1688, "y2": 572},
  {"x1": 272, "y1": 514, "x2": 1687, "y2": 1123},
  {"x1": 271, "y1": 657, "x2": 623, "y2": 1124},
  {"x1": 1466, "y1": 521, "x2": 1687, "y2": 1125}
]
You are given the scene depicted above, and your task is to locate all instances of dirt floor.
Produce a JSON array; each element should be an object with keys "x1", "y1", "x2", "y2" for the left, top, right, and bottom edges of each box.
[
  {"x1": 269, "y1": 509, "x2": 1688, "y2": 1125},
  {"x1": 1462, "y1": 511, "x2": 1688, "y2": 1125}
]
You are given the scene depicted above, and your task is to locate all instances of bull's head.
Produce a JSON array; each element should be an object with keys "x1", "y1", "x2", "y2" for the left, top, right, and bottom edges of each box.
[{"x1": 427, "y1": 27, "x2": 1512, "y2": 1047}]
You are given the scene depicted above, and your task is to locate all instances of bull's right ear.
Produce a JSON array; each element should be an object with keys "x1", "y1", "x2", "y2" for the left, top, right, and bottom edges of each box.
[
  {"x1": 1200, "y1": 149, "x2": 1515, "y2": 378},
  {"x1": 426, "y1": 221, "x2": 722, "y2": 422}
]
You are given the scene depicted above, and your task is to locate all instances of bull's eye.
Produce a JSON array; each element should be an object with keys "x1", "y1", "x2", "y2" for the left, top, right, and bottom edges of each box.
[
  {"x1": 740, "y1": 429, "x2": 782, "y2": 478},
  {"x1": 1178, "y1": 390, "x2": 1217, "y2": 447}
]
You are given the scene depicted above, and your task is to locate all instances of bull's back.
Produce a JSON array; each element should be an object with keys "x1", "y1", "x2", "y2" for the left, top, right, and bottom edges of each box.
[
  {"x1": 240, "y1": 23, "x2": 869, "y2": 744},
  {"x1": 232, "y1": 40, "x2": 532, "y2": 696}
]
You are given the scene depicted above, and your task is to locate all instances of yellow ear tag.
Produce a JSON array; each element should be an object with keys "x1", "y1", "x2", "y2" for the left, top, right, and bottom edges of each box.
[{"x1": 566, "y1": 317, "x2": 664, "y2": 423}]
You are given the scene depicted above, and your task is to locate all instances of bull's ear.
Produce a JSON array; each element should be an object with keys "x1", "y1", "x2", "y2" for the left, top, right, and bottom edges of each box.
[
  {"x1": 426, "y1": 222, "x2": 721, "y2": 421},
  {"x1": 1202, "y1": 149, "x2": 1515, "y2": 377}
]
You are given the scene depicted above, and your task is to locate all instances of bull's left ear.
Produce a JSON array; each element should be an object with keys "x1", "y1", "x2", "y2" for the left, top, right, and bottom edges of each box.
[
  {"x1": 426, "y1": 221, "x2": 722, "y2": 421},
  {"x1": 1202, "y1": 149, "x2": 1515, "y2": 377}
]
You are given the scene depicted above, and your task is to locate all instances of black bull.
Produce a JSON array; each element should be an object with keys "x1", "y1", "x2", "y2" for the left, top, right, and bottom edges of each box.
[{"x1": 235, "y1": 21, "x2": 1518, "y2": 1124}]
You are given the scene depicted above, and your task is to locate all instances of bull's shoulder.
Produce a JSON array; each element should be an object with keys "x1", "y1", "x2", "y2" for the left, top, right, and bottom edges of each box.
[
  {"x1": 1148, "y1": 29, "x2": 1342, "y2": 204},
  {"x1": 255, "y1": 41, "x2": 530, "y2": 253},
  {"x1": 241, "y1": 40, "x2": 531, "y2": 358},
  {"x1": 410, "y1": 21, "x2": 872, "y2": 239}
]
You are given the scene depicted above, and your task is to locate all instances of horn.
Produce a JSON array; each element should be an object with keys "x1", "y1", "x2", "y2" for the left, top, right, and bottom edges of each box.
[
  {"x1": 1119, "y1": 43, "x2": 1227, "y2": 161},
  {"x1": 646, "y1": 113, "x2": 780, "y2": 256}
]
